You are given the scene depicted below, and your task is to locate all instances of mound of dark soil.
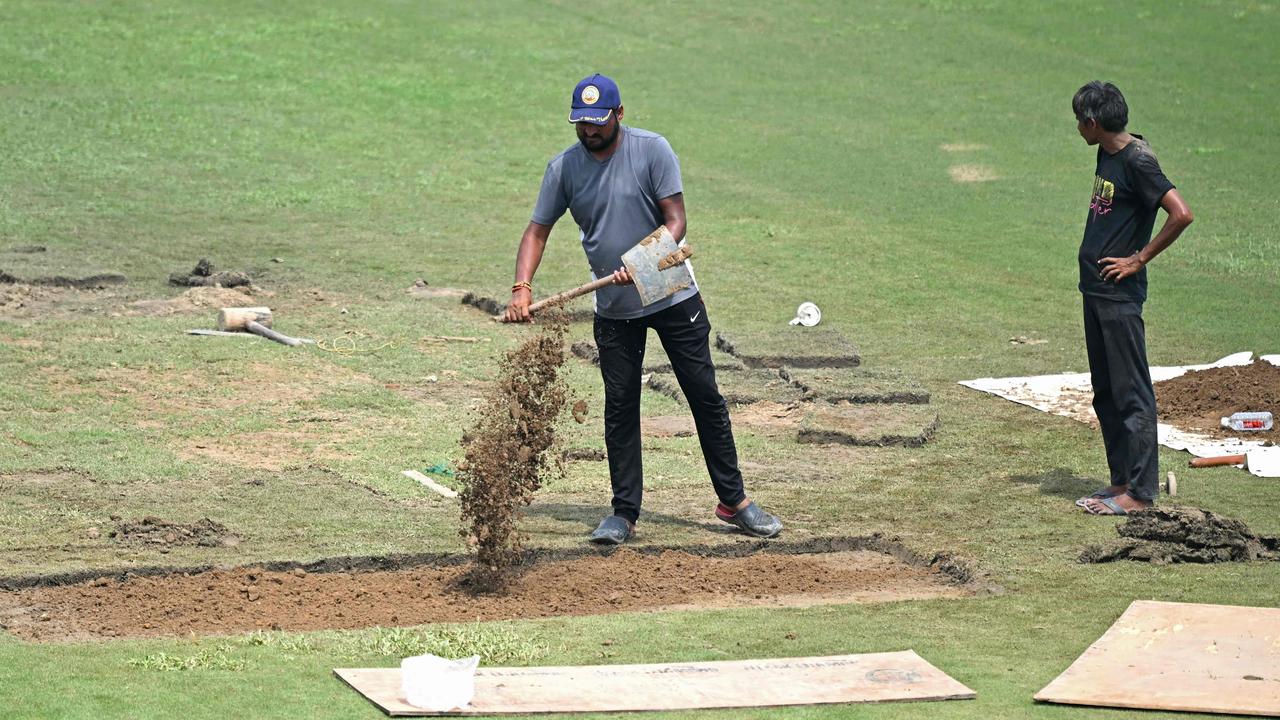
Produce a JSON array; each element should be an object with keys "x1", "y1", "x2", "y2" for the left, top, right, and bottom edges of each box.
[
  {"x1": 1156, "y1": 362, "x2": 1279, "y2": 440},
  {"x1": 111, "y1": 517, "x2": 240, "y2": 549},
  {"x1": 1080, "y1": 507, "x2": 1280, "y2": 564}
]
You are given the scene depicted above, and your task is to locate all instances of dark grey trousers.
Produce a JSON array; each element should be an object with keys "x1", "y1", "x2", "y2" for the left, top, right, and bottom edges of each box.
[
  {"x1": 1082, "y1": 295, "x2": 1159, "y2": 501},
  {"x1": 594, "y1": 293, "x2": 746, "y2": 523}
]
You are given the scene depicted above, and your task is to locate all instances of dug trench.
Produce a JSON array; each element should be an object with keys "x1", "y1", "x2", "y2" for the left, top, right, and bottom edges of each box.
[{"x1": 0, "y1": 536, "x2": 986, "y2": 642}]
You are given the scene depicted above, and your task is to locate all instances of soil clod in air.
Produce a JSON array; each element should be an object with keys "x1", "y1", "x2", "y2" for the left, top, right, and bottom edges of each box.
[{"x1": 457, "y1": 316, "x2": 569, "y2": 590}]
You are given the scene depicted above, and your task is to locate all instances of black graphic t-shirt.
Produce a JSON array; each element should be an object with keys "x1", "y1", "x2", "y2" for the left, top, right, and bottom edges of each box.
[{"x1": 1078, "y1": 135, "x2": 1175, "y2": 302}]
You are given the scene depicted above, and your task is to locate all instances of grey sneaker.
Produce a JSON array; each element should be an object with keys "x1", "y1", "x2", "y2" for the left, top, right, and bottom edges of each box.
[
  {"x1": 715, "y1": 501, "x2": 783, "y2": 538},
  {"x1": 589, "y1": 515, "x2": 633, "y2": 545}
]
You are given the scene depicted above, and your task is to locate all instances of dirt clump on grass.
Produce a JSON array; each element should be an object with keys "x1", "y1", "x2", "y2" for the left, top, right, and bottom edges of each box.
[
  {"x1": 111, "y1": 517, "x2": 241, "y2": 550},
  {"x1": 168, "y1": 258, "x2": 251, "y2": 288},
  {"x1": 457, "y1": 317, "x2": 569, "y2": 589},
  {"x1": 1080, "y1": 507, "x2": 1280, "y2": 564},
  {"x1": 1156, "y1": 361, "x2": 1280, "y2": 440},
  {"x1": 0, "y1": 544, "x2": 974, "y2": 642}
]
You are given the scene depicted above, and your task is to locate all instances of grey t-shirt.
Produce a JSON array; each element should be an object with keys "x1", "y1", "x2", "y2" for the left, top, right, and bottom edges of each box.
[{"x1": 531, "y1": 126, "x2": 699, "y2": 320}]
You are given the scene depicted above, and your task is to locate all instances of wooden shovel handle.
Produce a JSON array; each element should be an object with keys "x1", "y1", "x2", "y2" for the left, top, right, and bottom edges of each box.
[
  {"x1": 493, "y1": 276, "x2": 616, "y2": 323},
  {"x1": 1189, "y1": 454, "x2": 1246, "y2": 468}
]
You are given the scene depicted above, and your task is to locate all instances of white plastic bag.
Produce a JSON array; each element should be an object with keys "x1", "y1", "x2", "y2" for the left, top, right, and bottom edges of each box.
[{"x1": 400, "y1": 653, "x2": 480, "y2": 711}]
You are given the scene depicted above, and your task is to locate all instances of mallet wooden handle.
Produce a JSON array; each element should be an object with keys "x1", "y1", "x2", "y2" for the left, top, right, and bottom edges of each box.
[
  {"x1": 246, "y1": 320, "x2": 303, "y2": 347},
  {"x1": 493, "y1": 276, "x2": 616, "y2": 322},
  {"x1": 1189, "y1": 454, "x2": 1246, "y2": 468}
]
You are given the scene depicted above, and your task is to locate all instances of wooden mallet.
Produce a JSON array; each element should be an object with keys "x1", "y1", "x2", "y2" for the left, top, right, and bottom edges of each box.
[{"x1": 217, "y1": 307, "x2": 304, "y2": 347}]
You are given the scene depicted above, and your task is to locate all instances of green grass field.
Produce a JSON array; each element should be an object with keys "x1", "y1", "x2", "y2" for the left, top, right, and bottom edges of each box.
[{"x1": 2, "y1": 1, "x2": 1279, "y2": 717}]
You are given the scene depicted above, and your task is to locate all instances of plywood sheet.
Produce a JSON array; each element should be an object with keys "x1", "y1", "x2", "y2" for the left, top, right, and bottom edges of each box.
[
  {"x1": 336, "y1": 650, "x2": 974, "y2": 716},
  {"x1": 1036, "y1": 600, "x2": 1280, "y2": 716}
]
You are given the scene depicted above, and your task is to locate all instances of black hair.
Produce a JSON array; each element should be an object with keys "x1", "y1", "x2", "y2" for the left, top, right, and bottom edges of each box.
[{"x1": 1072, "y1": 81, "x2": 1128, "y2": 132}]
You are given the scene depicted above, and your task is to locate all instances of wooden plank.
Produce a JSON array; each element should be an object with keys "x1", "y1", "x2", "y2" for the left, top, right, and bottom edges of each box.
[
  {"x1": 1035, "y1": 600, "x2": 1280, "y2": 716},
  {"x1": 335, "y1": 650, "x2": 974, "y2": 716},
  {"x1": 401, "y1": 470, "x2": 458, "y2": 499}
]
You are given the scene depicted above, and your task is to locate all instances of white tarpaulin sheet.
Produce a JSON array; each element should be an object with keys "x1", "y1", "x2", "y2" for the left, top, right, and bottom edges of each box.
[{"x1": 960, "y1": 353, "x2": 1280, "y2": 478}]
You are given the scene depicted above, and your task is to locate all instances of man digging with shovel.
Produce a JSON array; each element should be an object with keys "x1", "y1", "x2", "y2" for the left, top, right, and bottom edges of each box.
[{"x1": 504, "y1": 73, "x2": 782, "y2": 544}]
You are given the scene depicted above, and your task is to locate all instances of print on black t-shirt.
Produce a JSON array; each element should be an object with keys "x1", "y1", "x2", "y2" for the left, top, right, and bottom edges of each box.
[{"x1": 1078, "y1": 135, "x2": 1175, "y2": 302}]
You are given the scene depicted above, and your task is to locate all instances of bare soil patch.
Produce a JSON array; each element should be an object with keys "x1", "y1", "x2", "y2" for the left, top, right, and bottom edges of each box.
[
  {"x1": 1, "y1": 283, "x2": 125, "y2": 320},
  {"x1": 40, "y1": 361, "x2": 360, "y2": 416},
  {"x1": 1156, "y1": 362, "x2": 1279, "y2": 440},
  {"x1": 181, "y1": 429, "x2": 355, "y2": 471},
  {"x1": 643, "y1": 414, "x2": 696, "y2": 438},
  {"x1": 947, "y1": 164, "x2": 1000, "y2": 183},
  {"x1": 0, "y1": 538, "x2": 976, "y2": 642},
  {"x1": 1080, "y1": 507, "x2": 1280, "y2": 564}
]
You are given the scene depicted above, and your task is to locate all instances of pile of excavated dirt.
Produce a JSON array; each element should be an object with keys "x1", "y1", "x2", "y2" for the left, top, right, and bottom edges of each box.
[
  {"x1": 1156, "y1": 362, "x2": 1279, "y2": 440},
  {"x1": 457, "y1": 318, "x2": 568, "y2": 588},
  {"x1": 111, "y1": 517, "x2": 240, "y2": 549},
  {"x1": 1080, "y1": 507, "x2": 1280, "y2": 564},
  {"x1": 0, "y1": 541, "x2": 975, "y2": 642},
  {"x1": 128, "y1": 286, "x2": 257, "y2": 316}
]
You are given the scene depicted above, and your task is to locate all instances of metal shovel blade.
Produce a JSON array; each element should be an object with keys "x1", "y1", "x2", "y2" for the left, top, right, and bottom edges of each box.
[{"x1": 621, "y1": 226, "x2": 693, "y2": 307}]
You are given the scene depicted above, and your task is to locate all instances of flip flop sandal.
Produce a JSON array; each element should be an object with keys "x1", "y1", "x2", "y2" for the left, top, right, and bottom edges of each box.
[
  {"x1": 1085, "y1": 496, "x2": 1128, "y2": 516},
  {"x1": 1075, "y1": 487, "x2": 1123, "y2": 508}
]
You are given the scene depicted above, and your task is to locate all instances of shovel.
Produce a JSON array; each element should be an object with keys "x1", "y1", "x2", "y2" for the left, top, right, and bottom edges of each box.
[
  {"x1": 494, "y1": 226, "x2": 693, "y2": 322},
  {"x1": 1188, "y1": 447, "x2": 1280, "y2": 477}
]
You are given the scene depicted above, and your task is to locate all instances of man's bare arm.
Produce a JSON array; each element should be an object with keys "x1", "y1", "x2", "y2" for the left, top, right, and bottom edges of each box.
[
  {"x1": 1099, "y1": 189, "x2": 1194, "y2": 282},
  {"x1": 657, "y1": 193, "x2": 687, "y2": 243},
  {"x1": 505, "y1": 221, "x2": 553, "y2": 322}
]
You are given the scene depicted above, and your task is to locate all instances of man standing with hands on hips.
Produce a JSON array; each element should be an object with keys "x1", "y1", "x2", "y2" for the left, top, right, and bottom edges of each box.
[
  {"x1": 1071, "y1": 81, "x2": 1193, "y2": 516},
  {"x1": 504, "y1": 73, "x2": 782, "y2": 544}
]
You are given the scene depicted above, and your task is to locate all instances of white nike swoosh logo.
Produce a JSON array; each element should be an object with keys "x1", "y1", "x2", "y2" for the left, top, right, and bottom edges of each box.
[{"x1": 690, "y1": 311, "x2": 701, "y2": 323}]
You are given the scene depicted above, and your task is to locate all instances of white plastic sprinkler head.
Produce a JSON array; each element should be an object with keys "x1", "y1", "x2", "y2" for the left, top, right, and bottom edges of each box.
[{"x1": 789, "y1": 302, "x2": 821, "y2": 327}]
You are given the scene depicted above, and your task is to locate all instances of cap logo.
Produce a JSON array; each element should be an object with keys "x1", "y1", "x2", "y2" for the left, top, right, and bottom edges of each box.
[{"x1": 581, "y1": 85, "x2": 600, "y2": 105}]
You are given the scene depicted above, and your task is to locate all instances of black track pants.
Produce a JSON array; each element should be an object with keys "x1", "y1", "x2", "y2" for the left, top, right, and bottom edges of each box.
[
  {"x1": 1082, "y1": 295, "x2": 1159, "y2": 501},
  {"x1": 594, "y1": 293, "x2": 746, "y2": 523}
]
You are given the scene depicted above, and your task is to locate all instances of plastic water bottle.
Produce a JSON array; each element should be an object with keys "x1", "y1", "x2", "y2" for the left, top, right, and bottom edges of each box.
[{"x1": 1220, "y1": 412, "x2": 1274, "y2": 432}]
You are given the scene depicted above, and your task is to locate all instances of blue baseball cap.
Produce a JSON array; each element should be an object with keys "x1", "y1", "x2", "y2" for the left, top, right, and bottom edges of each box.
[{"x1": 568, "y1": 74, "x2": 620, "y2": 125}]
